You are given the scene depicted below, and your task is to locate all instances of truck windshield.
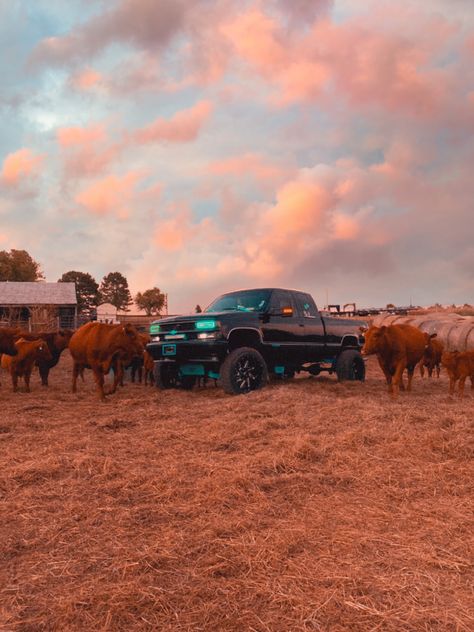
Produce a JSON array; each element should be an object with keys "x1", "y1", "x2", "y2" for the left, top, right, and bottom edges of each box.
[{"x1": 205, "y1": 290, "x2": 271, "y2": 313}]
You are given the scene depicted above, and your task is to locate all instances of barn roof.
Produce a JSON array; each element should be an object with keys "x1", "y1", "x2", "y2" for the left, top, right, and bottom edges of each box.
[{"x1": 0, "y1": 282, "x2": 77, "y2": 305}]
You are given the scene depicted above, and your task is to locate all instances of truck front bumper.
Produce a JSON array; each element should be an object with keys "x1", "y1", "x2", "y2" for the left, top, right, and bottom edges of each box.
[{"x1": 146, "y1": 340, "x2": 228, "y2": 365}]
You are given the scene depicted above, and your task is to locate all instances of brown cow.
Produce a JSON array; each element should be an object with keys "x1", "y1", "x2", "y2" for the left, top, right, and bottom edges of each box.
[
  {"x1": 1, "y1": 338, "x2": 53, "y2": 392},
  {"x1": 14, "y1": 329, "x2": 74, "y2": 386},
  {"x1": 419, "y1": 335, "x2": 444, "y2": 378},
  {"x1": 441, "y1": 350, "x2": 474, "y2": 397},
  {"x1": 0, "y1": 327, "x2": 19, "y2": 357},
  {"x1": 361, "y1": 324, "x2": 429, "y2": 397},
  {"x1": 69, "y1": 322, "x2": 144, "y2": 400}
]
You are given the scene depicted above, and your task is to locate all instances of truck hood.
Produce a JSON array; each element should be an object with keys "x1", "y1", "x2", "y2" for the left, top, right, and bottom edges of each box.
[{"x1": 152, "y1": 311, "x2": 261, "y2": 325}]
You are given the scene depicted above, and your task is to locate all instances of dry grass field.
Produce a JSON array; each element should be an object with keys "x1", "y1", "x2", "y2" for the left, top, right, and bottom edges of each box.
[{"x1": 1, "y1": 353, "x2": 473, "y2": 631}]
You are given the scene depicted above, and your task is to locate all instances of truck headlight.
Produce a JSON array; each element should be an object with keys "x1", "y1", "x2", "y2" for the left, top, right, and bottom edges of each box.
[{"x1": 197, "y1": 332, "x2": 218, "y2": 340}]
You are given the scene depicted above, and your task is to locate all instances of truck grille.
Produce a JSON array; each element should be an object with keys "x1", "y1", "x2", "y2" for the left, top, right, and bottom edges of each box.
[{"x1": 159, "y1": 321, "x2": 196, "y2": 333}]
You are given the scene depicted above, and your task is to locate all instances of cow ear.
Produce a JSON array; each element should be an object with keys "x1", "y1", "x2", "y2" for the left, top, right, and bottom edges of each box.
[
  {"x1": 379, "y1": 326, "x2": 386, "y2": 333},
  {"x1": 430, "y1": 333, "x2": 437, "y2": 339},
  {"x1": 359, "y1": 326, "x2": 367, "y2": 333}
]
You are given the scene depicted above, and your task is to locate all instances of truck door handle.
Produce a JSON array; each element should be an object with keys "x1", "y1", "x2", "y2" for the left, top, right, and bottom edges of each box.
[{"x1": 298, "y1": 323, "x2": 304, "y2": 327}]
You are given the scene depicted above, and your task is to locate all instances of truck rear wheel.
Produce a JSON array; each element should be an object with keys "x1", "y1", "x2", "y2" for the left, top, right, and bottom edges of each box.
[
  {"x1": 335, "y1": 349, "x2": 365, "y2": 382},
  {"x1": 221, "y1": 347, "x2": 268, "y2": 395}
]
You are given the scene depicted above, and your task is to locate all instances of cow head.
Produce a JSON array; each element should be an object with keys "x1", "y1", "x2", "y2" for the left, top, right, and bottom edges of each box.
[
  {"x1": 423, "y1": 332, "x2": 437, "y2": 356},
  {"x1": 34, "y1": 339, "x2": 53, "y2": 362},
  {"x1": 54, "y1": 329, "x2": 74, "y2": 351},
  {"x1": 441, "y1": 350, "x2": 459, "y2": 370},
  {"x1": 121, "y1": 324, "x2": 145, "y2": 359},
  {"x1": 361, "y1": 325, "x2": 386, "y2": 355},
  {"x1": 0, "y1": 327, "x2": 19, "y2": 356}
]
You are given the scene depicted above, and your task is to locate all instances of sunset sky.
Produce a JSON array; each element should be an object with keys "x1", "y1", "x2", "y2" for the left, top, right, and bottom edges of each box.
[{"x1": 1, "y1": 0, "x2": 473, "y2": 312}]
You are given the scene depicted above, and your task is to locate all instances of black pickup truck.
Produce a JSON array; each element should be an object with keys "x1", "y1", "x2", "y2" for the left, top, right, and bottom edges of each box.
[{"x1": 147, "y1": 288, "x2": 367, "y2": 394}]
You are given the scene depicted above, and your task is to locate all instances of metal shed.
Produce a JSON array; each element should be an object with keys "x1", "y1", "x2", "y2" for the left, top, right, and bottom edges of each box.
[{"x1": 0, "y1": 282, "x2": 78, "y2": 331}]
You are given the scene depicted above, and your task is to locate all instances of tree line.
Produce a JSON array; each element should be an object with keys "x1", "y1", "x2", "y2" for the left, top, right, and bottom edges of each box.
[{"x1": 0, "y1": 249, "x2": 166, "y2": 316}]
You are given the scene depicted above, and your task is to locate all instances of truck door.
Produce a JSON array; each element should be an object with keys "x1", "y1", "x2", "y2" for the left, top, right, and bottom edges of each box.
[
  {"x1": 293, "y1": 292, "x2": 326, "y2": 362},
  {"x1": 261, "y1": 290, "x2": 305, "y2": 364}
]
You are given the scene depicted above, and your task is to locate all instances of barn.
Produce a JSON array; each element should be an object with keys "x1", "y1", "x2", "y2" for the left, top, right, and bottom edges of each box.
[{"x1": 0, "y1": 282, "x2": 78, "y2": 331}]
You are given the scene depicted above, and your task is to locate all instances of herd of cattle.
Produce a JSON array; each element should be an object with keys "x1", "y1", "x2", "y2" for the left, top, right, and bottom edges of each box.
[{"x1": 0, "y1": 321, "x2": 473, "y2": 400}]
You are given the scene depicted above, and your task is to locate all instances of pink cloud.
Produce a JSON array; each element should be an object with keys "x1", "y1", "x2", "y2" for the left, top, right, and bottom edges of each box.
[
  {"x1": 221, "y1": 5, "x2": 460, "y2": 115},
  {"x1": 57, "y1": 124, "x2": 106, "y2": 147},
  {"x1": 208, "y1": 153, "x2": 290, "y2": 184},
  {"x1": 75, "y1": 172, "x2": 142, "y2": 218},
  {"x1": 71, "y1": 68, "x2": 102, "y2": 90},
  {"x1": 1, "y1": 149, "x2": 44, "y2": 186},
  {"x1": 154, "y1": 203, "x2": 222, "y2": 251},
  {"x1": 30, "y1": 0, "x2": 211, "y2": 67},
  {"x1": 57, "y1": 124, "x2": 122, "y2": 178},
  {"x1": 133, "y1": 100, "x2": 213, "y2": 144}
]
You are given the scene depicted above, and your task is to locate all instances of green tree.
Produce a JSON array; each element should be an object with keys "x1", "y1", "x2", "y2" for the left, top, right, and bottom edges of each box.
[
  {"x1": 99, "y1": 271, "x2": 132, "y2": 311},
  {"x1": 58, "y1": 271, "x2": 100, "y2": 314},
  {"x1": 135, "y1": 287, "x2": 166, "y2": 316},
  {"x1": 0, "y1": 249, "x2": 44, "y2": 281}
]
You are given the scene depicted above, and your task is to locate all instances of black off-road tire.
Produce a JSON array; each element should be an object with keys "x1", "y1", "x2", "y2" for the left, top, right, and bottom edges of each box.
[
  {"x1": 220, "y1": 347, "x2": 269, "y2": 395},
  {"x1": 335, "y1": 349, "x2": 365, "y2": 382}
]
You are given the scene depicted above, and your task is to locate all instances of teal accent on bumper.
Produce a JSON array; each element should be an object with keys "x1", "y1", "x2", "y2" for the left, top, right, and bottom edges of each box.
[{"x1": 180, "y1": 364, "x2": 205, "y2": 376}]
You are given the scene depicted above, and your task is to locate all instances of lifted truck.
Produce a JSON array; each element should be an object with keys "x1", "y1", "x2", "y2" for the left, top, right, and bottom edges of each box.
[{"x1": 147, "y1": 288, "x2": 367, "y2": 395}]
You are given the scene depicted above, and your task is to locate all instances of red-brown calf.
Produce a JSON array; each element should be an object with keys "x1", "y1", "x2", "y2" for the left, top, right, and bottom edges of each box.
[
  {"x1": 419, "y1": 336, "x2": 444, "y2": 378},
  {"x1": 1, "y1": 338, "x2": 53, "y2": 392},
  {"x1": 441, "y1": 350, "x2": 474, "y2": 398}
]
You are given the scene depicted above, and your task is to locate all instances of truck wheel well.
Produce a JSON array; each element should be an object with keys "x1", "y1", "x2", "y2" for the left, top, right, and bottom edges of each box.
[
  {"x1": 227, "y1": 329, "x2": 261, "y2": 351},
  {"x1": 341, "y1": 334, "x2": 359, "y2": 348}
]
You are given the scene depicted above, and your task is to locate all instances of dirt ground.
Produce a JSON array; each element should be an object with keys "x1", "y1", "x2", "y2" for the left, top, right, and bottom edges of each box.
[{"x1": 1, "y1": 353, "x2": 473, "y2": 631}]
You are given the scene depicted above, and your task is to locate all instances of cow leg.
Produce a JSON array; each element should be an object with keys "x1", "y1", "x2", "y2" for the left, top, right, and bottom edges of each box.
[
  {"x1": 406, "y1": 366, "x2": 417, "y2": 391},
  {"x1": 448, "y1": 376, "x2": 457, "y2": 396},
  {"x1": 391, "y1": 362, "x2": 406, "y2": 398},
  {"x1": 137, "y1": 365, "x2": 143, "y2": 383},
  {"x1": 92, "y1": 367, "x2": 107, "y2": 401},
  {"x1": 110, "y1": 361, "x2": 123, "y2": 394},
  {"x1": 436, "y1": 363, "x2": 441, "y2": 379},
  {"x1": 419, "y1": 361, "x2": 425, "y2": 378},
  {"x1": 72, "y1": 363, "x2": 81, "y2": 393},
  {"x1": 11, "y1": 370, "x2": 18, "y2": 393},
  {"x1": 39, "y1": 364, "x2": 49, "y2": 386},
  {"x1": 427, "y1": 365, "x2": 433, "y2": 378},
  {"x1": 378, "y1": 358, "x2": 393, "y2": 393},
  {"x1": 458, "y1": 376, "x2": 466, "y2": 398},
  {"x1": 24, "y1": 369, "x2": 32, "y2": 393}
]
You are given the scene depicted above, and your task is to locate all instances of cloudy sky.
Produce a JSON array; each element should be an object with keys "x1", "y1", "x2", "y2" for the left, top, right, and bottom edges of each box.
[{"x1": 1, "y1": 0, "x2": 473, "y2": 312}]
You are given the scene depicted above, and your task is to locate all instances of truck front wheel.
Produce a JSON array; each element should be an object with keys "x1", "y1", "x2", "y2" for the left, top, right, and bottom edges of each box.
[
  {"x1": 335, "y1": 349, "x2": 365, "y2": 382},
  {"x1": 221, "y1": 347, "x2": 268, "y2": 395}
]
